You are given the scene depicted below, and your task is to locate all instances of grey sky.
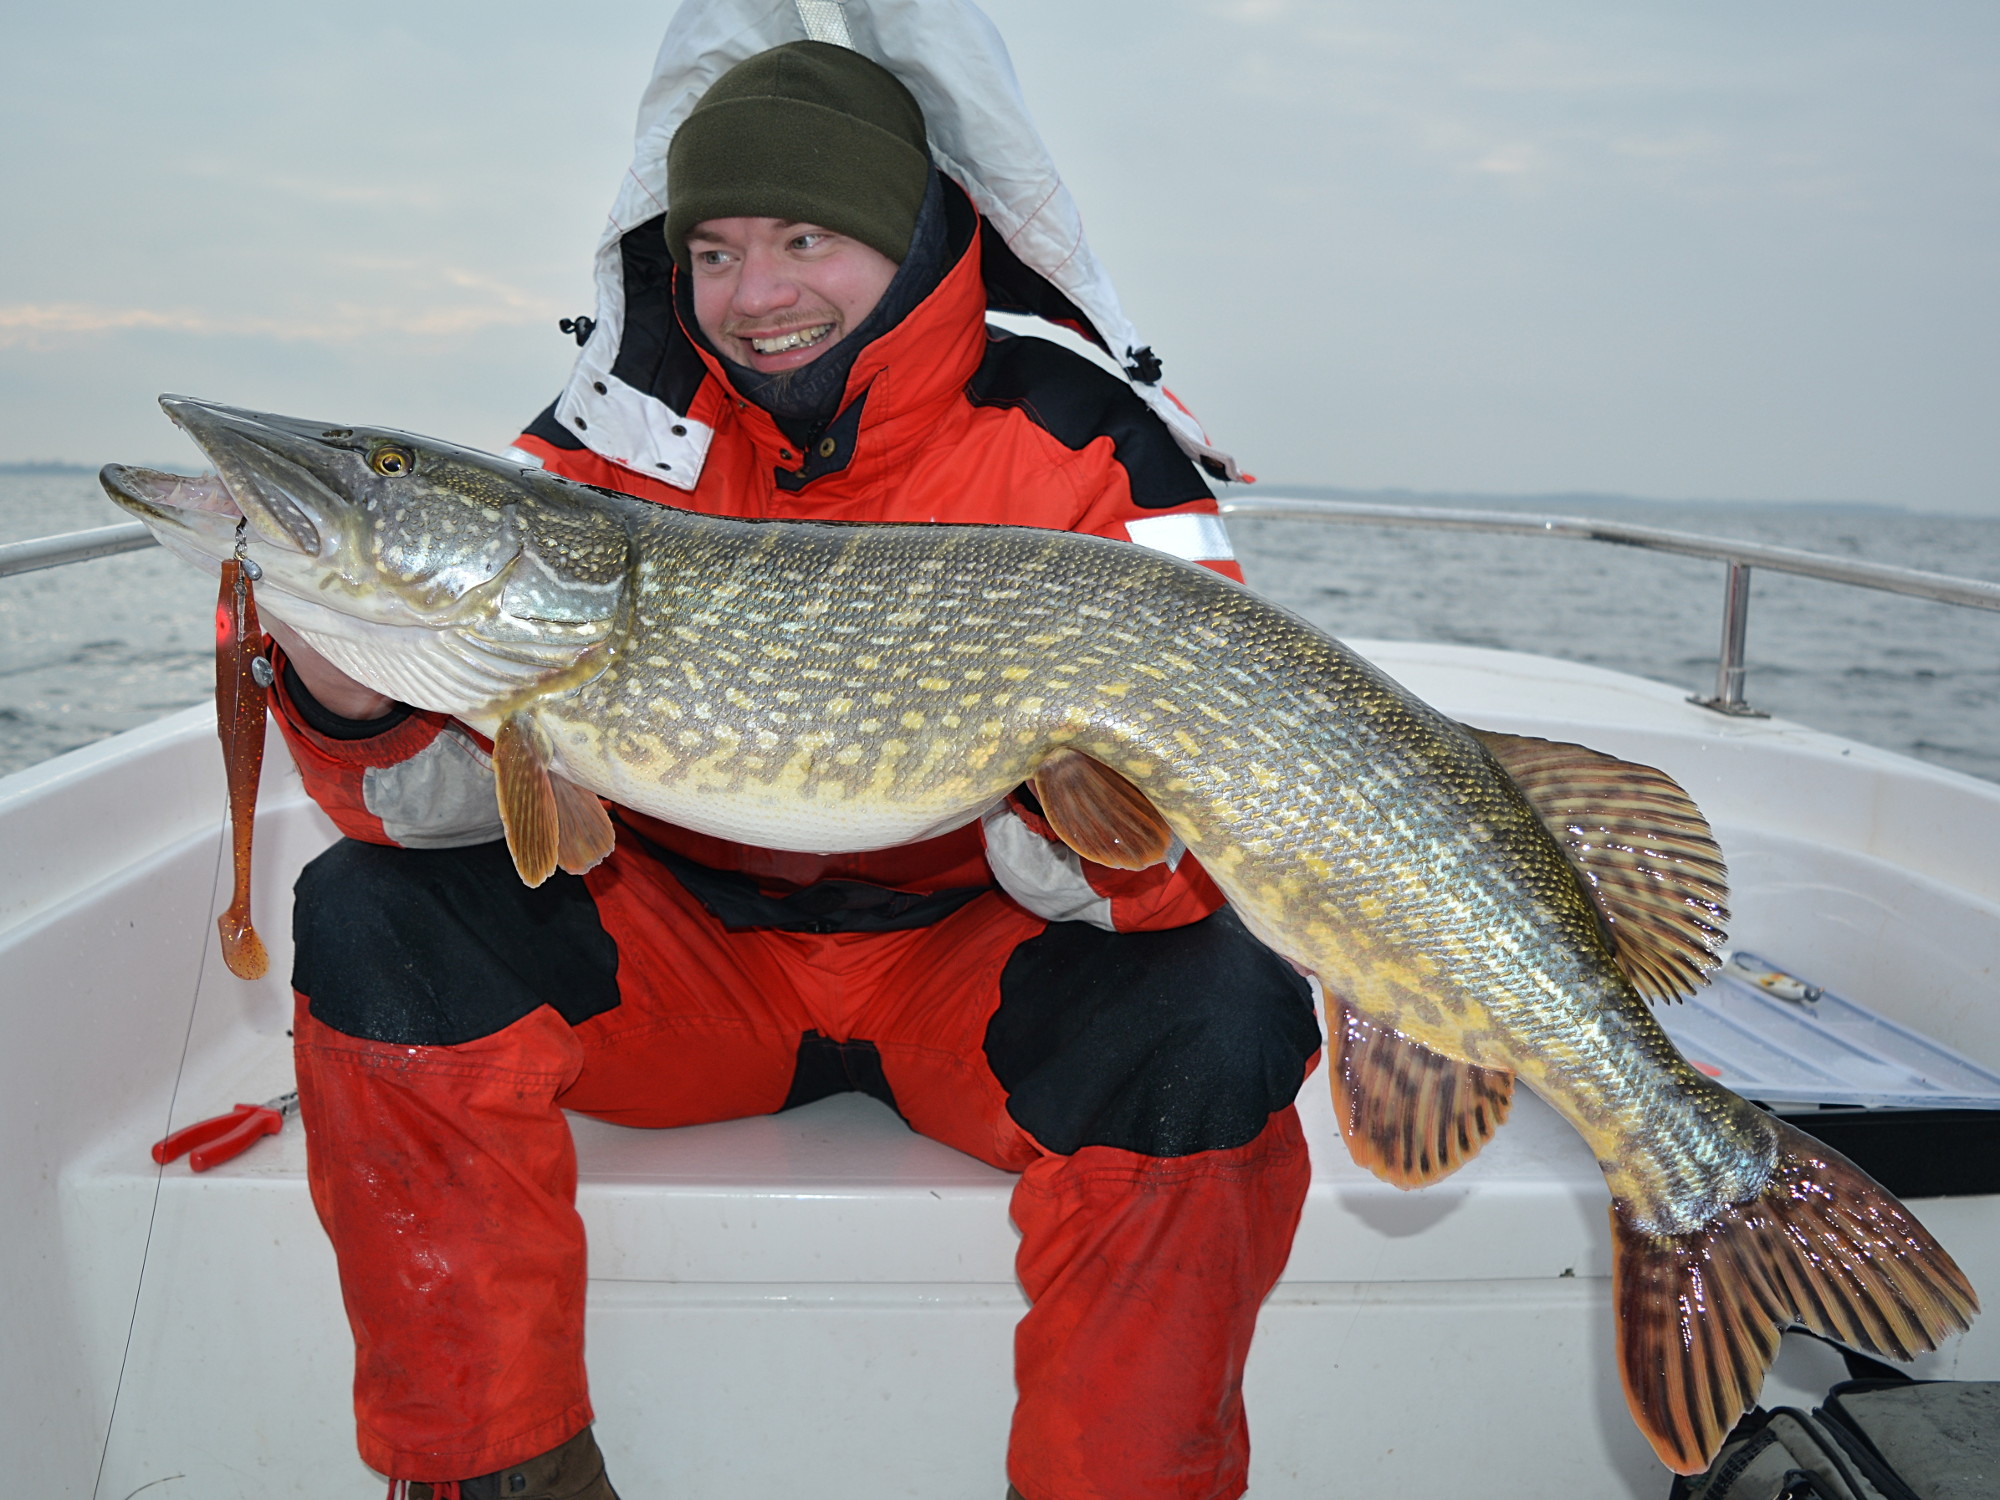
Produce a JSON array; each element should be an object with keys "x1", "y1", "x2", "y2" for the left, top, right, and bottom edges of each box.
[{"x1": 2, "y1": 1, "x2": 1994, "y2": 511}]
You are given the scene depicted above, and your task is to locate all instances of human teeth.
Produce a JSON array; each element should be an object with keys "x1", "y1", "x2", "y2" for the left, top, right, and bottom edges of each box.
[{"x1": 749, "y1": 325, "x2": 832, "y2": 354}]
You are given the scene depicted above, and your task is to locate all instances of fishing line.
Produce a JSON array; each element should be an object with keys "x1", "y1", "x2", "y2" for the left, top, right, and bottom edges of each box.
[
  {"x1": 90, "y1": 802, "x2": 228, "y2": 1498},
  {"x1": 90, "y1": 528, "x2": 249, "y2": 1498}
]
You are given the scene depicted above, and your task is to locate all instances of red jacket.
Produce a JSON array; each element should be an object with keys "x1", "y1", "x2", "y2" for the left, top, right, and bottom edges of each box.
[{"x1": 275, "y1": 184, "x2": 1232, "y2": 932}]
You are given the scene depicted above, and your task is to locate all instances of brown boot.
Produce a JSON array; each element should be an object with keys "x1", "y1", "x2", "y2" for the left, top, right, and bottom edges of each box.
[{"x1": 402, "y1": 1426, "x2": 618, "y2": 1499}]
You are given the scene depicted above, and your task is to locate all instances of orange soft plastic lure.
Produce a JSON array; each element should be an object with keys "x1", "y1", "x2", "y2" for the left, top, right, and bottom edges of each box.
[{"x1": 214, "y1": 545, "x2": 271, "y2": 979}]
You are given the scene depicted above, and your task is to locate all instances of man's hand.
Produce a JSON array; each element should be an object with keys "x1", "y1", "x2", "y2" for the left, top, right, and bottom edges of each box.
[{"x1": 264, "y1": 618, "x2": 396, "y2": 722}]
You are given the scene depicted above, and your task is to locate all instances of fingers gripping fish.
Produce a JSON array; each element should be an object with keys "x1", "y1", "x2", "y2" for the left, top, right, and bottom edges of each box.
[{"x1": 102, "y1": 396, "x2": 1977, "y2": 1475}]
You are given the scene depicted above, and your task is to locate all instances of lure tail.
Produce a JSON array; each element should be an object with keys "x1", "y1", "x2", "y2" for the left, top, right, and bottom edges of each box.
[
  {"x1": 214, "y1": 555, "x2": 270, "y2": 979},
  {"x1": 1612, "y1": 1116, "x2": 1977, "y2": 1474}
]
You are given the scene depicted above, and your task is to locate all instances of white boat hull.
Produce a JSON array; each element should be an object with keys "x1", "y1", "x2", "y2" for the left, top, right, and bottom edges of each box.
[{"x1": 6, "y1": 642, "x2": 1996, "y2": 1497}]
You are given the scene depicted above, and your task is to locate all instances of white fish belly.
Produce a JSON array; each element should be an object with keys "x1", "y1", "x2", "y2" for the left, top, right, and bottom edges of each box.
[{"x1": 560, "y1": 746, "x2": 994, "y2": 856}]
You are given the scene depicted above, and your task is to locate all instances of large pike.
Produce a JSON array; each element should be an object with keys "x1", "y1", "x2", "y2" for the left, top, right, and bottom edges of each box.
[{"x1": 105, "y1": 396, "x2": 1976, "y2": 1473}]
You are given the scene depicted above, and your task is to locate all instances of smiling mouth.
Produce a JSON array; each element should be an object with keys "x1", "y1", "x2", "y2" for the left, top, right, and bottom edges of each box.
[{"x1": 747, "y1": 324, "x2": 834, "y2": 356}]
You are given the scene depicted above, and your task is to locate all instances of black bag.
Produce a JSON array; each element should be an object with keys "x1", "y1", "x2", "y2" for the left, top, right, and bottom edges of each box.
[{"x1": 1670, "y1": 1334, "x2": 2000, "y2": 1500}]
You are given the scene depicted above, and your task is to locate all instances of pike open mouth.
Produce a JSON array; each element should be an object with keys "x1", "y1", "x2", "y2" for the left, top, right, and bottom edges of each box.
[
  {"x1": 99, "y1": 464, "x2": 245, "y2": 569},
  {"x1": 102, "y1": 466, "x2": 239, "y2": 520},
  {"x1": 747, "y1": 323, "x2": 834, "y2": 356}
]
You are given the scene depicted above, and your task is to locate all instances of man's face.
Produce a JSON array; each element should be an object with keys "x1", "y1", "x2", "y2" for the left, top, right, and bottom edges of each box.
[{"x1": 686, "y1": 218, "x2": 900, "y2": 374}]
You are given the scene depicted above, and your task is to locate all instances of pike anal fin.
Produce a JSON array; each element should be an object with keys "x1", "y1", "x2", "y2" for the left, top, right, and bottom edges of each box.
[
  {"x1": 1029, "y1": 748, "x2": 1173, "y2": 870},
  {"x1": 495, "y1": 712, "x2": 614, "y2": 886},
  {"x1": 1329, "y1": 996, "x2": 1514, "y2": 1188},
  {"x1": 1614, "y1": 1116, "x2": 1978, "y2": 1475}
]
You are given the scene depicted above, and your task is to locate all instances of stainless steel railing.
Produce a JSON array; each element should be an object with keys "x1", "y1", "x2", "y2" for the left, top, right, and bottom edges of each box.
[
  {"x1": 1220, "y1": 496, "x2": 2000, "y2": 716},
  {"x1": 7, "y1": 500, "x2": 1999, "y2": 719},
  {"x1": 0, "y1": 522, "x2": 157, "y2": 579}
]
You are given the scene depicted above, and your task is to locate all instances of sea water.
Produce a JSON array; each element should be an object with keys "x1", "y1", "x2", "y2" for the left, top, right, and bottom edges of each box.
[{"x1": 3, "y1": 470, "x2": 1997, "y2": 783}]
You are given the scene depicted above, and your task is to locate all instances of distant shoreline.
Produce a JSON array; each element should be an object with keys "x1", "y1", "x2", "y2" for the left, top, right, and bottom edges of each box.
[
  {"x1": 1, "y1": 460, "x2": 199, "y2": 477},
  {"x1": 1232, "y1": 483, "x2": 1909, "y2": 517},
  {"x1": 0, "y1": 463, "x2": 1951, "y2": 517}
]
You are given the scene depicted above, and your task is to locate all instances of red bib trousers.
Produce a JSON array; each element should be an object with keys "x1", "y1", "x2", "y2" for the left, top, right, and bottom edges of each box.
[{"x1": 292, "y1": 836, "x2": 1316, "y2": 1499}]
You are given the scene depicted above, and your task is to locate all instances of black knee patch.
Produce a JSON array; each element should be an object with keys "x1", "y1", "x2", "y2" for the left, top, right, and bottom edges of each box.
[
  {"x1": 986, "y1": 906, "x2": 1320, "y2": 1158},
  {"x1": 293, "y1": 839, "x2": 621, "y2": 1045}
]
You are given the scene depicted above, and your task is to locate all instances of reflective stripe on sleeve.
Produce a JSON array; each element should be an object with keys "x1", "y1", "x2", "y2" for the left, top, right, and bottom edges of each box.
[{"x1": 1123, "y1": 512, "x2": 1236, "y2": 562}]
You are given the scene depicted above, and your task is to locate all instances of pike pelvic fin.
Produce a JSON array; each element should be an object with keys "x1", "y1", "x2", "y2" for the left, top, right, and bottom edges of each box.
[
  {"x1": 495, "y1": 712, "x2": 613, "y2": 885},
  {"x1": 1329, "y1": 995, "x2": 1514, "y2": 1187},
  {"x1": 1030, "y1": 748, "x2": 1175, "y2": 870},
  {"x1": 1470, "y1": 729, "x2": 1730, "y2": 1002},
  {"x1": 1613, "y1": 1116, "x2": 1978, "y2": 1475},
  {"x1": 550, "y1": 772, "x2": 616, "y2": 877}
]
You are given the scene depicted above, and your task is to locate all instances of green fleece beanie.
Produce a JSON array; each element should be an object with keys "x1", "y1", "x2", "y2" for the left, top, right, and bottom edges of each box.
[{"x1": 665, "y1": 41, "x2": 931, "y2": 269}]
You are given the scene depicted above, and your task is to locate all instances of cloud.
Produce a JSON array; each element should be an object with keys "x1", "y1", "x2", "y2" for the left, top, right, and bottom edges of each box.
[
  {"x1": 171, "y1": 156, "x2": 448, "y2": 210},
  {"x1": 0, "y1": 269, "x2": 560, "y2": 350}
]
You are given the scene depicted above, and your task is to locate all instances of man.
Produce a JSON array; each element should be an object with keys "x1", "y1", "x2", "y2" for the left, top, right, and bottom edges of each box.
[{"x1": 269, "y1": 37, "x2": 1319, "y2": 1500}]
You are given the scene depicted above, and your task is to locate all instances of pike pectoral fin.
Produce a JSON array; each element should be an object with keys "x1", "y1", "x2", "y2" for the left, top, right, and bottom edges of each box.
[
  {"x1": 1613, "y1": 1117, "x2": 1977, "y2": 1474},
  {"x1": 496, "y1": 713, "x2": 558, "y2": 886},
  {"x1": 495, "y1": 712, "x2": 615, "y2": 885},
  {"x1": 1470, "y1": 729, "x2": 1730, "y2": 1002},
  {"x1": 1029, "y1": 749, "x2": 1174, "y2": 871},
  {"x1": 1329, "y1": 996, "x2": 1514, "y2": 1187}
]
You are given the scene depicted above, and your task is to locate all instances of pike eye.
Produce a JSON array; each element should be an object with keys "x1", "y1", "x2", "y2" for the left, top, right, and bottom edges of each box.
[{"x1": 370, "y1": 445, "x2": 415, "y2": 477}]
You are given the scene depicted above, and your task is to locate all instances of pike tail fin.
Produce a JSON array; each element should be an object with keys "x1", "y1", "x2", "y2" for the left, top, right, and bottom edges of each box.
[{"x1": 1612, "y1": 1117, "x2": 1977, "y2": 1475}]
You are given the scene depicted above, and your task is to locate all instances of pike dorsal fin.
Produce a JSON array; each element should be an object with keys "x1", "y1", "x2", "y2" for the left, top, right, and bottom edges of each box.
[
  {"x1": 1029, "y1": 748, "x2": 1174, "y2": 870},
  {"x1": 1330, "y1": 995, "x2": 1514, "y2": 1188},
  {"x1": 495, "y1": 712, "x2": 616, "y2": 887},
  {"x1": 1470, "y1": 729, "x2": 1730, "y2": 1002}
]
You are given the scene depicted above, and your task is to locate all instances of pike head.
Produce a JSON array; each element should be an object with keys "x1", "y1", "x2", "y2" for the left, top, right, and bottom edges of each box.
[{"x1": 102, "y1": 396, "x2": 636, "y2": 723}]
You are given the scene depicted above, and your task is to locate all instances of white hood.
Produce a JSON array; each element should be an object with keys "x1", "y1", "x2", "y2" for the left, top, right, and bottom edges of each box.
[{"x1": 551, "y1": 0, "x2": 1239, "y2": 488}]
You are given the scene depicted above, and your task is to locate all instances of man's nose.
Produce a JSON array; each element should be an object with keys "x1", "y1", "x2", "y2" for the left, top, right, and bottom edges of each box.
[{"x1": 732, "y1": 246, "x2": 800, "y2": 318}]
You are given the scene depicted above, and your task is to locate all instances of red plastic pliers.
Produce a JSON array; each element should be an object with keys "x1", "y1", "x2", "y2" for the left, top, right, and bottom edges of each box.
[{"x1": 151, "y1": 1091, "x2": 299, "y2": 1172}]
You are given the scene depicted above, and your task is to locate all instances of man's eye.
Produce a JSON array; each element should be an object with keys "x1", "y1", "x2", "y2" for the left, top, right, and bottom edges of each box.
[{"x1": 790, "y1": 233, "x2": 827, "y2": 251}]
